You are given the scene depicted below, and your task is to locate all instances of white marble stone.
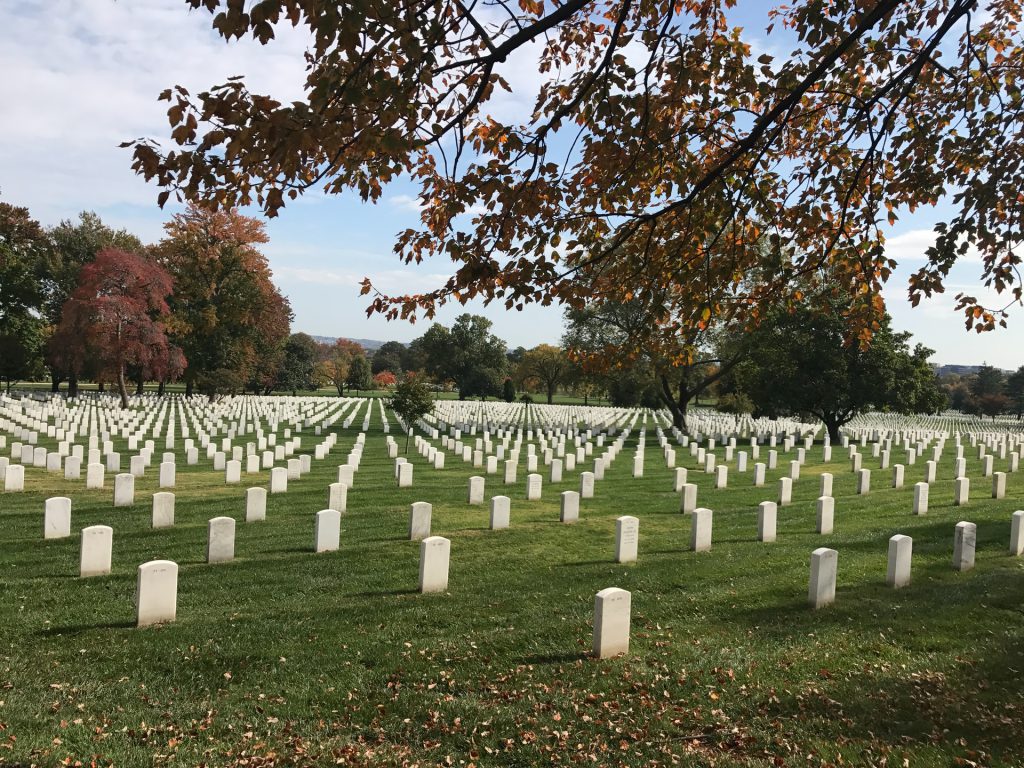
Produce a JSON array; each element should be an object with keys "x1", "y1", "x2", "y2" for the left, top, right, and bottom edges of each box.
[
  {"x1": 409, "y1": 501, "x2": 432, "y2": 540},
  {"x1": 593, "y1": 587, "x2": 631, "y2": 658},
  {"x1": 80, "y1": 525, "x2": 112, "y2": 577},
  {"x1": 314, "y1": 509, "x2": 341, "y2": 553},
  {"x1": 397, "y1": 462, "x2": 413, "y2": 487},
  {"x1": 992, "y1": 471, "x2": 1006, "y2": 499},
  {"x1": 808, "y1": 548, "x2": 838, "y2": 609},
  {"x1": 816, "y1": 496, "x2": 835, "y2": 535},
  {"x1": 490, "y1": 495, "x2": 510, "y2": 529},
  {"x1": 468, "y1": 475, "x2": 485, "y2": 505},
  {"x1": 560, "y1": 490, "x2": 580, "y2": 523},
  {"x1": 207, "y1": 516, "x2": 236, "y2": 563},
  {"x1": 246, "y1": 487, "x2": 267, "y2": 522},
  {"x1": 954, "y1": 476, "x2": 970, "y2": 506},
  {"x1": 615, "y1": 516, "x2": 639, "y2": 563},
  {"x1": 419, "y1": 535, "x2": 450, "y2": 593},
  {"x1": 778, "y1": 477, "x2": 792, "y2": 506},
  {"x1": 328, "y1": 482, "x2": 348, "y2": 513},
  {"x1": 680, "y1": 482, "x2": 698, "y2": 513},
  {"x1": 953, "y1": 521, "x2": 976, "y2": 571},
  {"x1": 44, "y1": 497, "x2": 72, "y2": 539},
  {"x1": 526, "y1": 473, "x2": 542, "y2": 500},
  {"x1": 270, "y1": 466, "x2": 288, "y2": 493},
  {"x1": 757, "y1": 501, "x2": 777, "y2": 542},
  {"x1": 136, "y1": 560, "x2": 178, "y2": 627},
  {"x1": 1010, "y1": 510, "x2": 1024, "y2": 556},
  {"x1": 152, "y1": 491, "x2": 175, "y2": 528},
  {"x1": 690, "y1": 507, "x2": 713, "y2": 552},
  {"x1": 113, "y1": 473, "x2": 135, "y2": 507},
  {"x1": 886, "y1": 534, "x2": 912, "y2": 588},
  {"x1": 913, "y1": 482, "x2": 929, "y2": 515}
]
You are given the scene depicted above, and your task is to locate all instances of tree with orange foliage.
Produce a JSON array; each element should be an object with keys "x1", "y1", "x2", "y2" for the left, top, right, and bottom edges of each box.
[
  {"x1": 373, "y1": 370, "x2": 397, "y2": 389},
  {"x1": 319, "y1": 338, "x2": 365, "y2": 396},
  {"x1": 133, "y1": 0, "x2": 1023, "y2": 354},
  {"x1": 152, "y1": 206, "x2": 292, "y2": 396}
]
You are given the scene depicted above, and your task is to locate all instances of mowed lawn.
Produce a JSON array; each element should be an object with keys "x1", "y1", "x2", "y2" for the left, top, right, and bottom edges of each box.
[{"x1": 2, "y1": 411, "x2": 1023, "y2": 767}]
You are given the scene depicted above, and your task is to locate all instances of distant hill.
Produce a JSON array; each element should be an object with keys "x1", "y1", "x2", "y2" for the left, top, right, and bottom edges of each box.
[
  {"x1": 934, "y1": 364, "x2": 1013, "y2": 377},
  {"x1": 309, "y1": 335, "x2": 387, "y2": 351}
]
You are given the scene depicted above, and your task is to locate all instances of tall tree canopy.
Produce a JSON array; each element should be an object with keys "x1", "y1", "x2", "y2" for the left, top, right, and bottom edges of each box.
[
  {"x1": 729, "y1": 300, "x2": 946, "y2": 441},
  {"x1": 0, "y1": 202, "x2": 47, "y2": 389},
  {"x1": 53, "y1": 248, "x2": 184, "y2": 408},
  {"x1": 153, "y1": 206, "x2": 292, "y2": 396},
  {"x1": 516, "y1": 344, "x2": 568, "y2": 404},
  {"x1": 132, "y1": 0, "x2": 1024, "y2": 346},
  {"x1": 416, "y1": 313, "x2": 508, "y2": 399}
]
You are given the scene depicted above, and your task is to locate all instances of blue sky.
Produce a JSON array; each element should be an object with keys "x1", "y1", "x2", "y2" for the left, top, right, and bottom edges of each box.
[{"x1": 1, "y1": 0, "x2": 1021, "y2": 367}]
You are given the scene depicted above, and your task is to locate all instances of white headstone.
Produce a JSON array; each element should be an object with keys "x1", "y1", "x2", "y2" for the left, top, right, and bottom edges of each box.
[
  {"x1": 1010, "y1": 510, "x2": 1024, "y2": 556},
  {"x1": 690, "y1": 507, "x2": 713, "y2": 552},
  {"x1": 580, "y1": 471, "x2": 595, "y2": 498},
  {"x1": 468, "y1": 476, "x2": 485, "y2": 504},
  {"x1": 490, "y1": 495, "x2": 511, "y2": 529},
  {"x1": 757, "y1": 501, "x2": 777, "y2": 542},
  {"x1": 526, "y1": 473, "x2": 542, "y2": 501},
  {"x1": 136, "y1": 560, "x2": 178, "y2": 627},
  {"x1": 397, "y1": 462, "x2": 413, "y2": 487},
  {"x1": 913, "y1": 482, "x2": 929, "y2": 515},
  {"x1": 270, "y1": 466, "x2": 288, "y2": 493},
  {"x1": 808, "y1": 548, "x2": 838, "y2": 609},
  {"x1": 953, "y1": 521, "x2": 976, "y2": 571},
  {"x1": 44, "y1": 497, "x2": 72, "y2": 539},
  {"x1": 246, "y1": 487, "x2": 267, "y2": 522},
  {"x1": 886, "y1": 534, "x2": 912, "y2": 588},
  {"x1": 86, "y1": 462, "x2": 105, "y2": 489},
  {"x1": 559, "y1": 490, "x2": 580, "y2": 523},
  {"x1": 954, "y1": 476, "x2": 970, "y2": 506},
  {"x1": 419, "y1": 536, "x2": 451, "y2": 593},
  {"x1": 680, "y1": 483, "x2": 698, "y2": 513},
  {"x1": 593, "y1": 587, "x2": 631, "y2": 658},
  {"x1": 207, "y1": 516, "x2": 236, "y2": 563},
  {"x1": 328, "y1": 482, "x2": 347, "y2": 513},
  {"x1": 80, "y1": 525, "x2": 112, "y2": 577},
  {"x1": 314, "y1": 509, "x2": 341, "y2": 553},
  {"x1": 113, "y1": 473, "x2": 135, "y2": 507},
  {"x1": 409, "y1": 501, "x2": 432, "y2": 540},
  {"x1": 816, "y1": 496, "x2": 835, "y2": 535},
  {"x1": 152, "y1": 491, "x2": 175, "y2": 528},
  {"x1": 615, "y1": 516, "x2": 639, "y2": 563}
]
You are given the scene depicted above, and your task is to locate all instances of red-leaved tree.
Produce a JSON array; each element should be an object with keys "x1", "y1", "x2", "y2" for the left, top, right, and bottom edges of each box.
[{"x1": 53, "y1": 248, "x2": 184, "y2": 407}]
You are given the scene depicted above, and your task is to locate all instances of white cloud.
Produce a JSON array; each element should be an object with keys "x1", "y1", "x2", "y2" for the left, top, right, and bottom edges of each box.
[
  {"x1": 0, "y1": 0, "x2": 312, "y2": 220},
  {"x1": 388, "y1": 194, "x2": 423, "y2": 213},
  {"x1": 882, "y1": 228, "x2": 982, "y2": 264}
]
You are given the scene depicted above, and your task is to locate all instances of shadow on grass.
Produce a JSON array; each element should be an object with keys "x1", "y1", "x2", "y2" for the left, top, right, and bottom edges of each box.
[
  {"x1": 348, "y1": 587, "x2": 419, "y2": 598},
  {"x1": 519, "y1": 651, "x2": 589, "y2": 665},
  {"x1": 36, "y1": 619, "x2": 136, "y2": 637}
]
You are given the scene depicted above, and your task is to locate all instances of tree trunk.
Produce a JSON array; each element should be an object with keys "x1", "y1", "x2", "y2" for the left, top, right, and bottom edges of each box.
[
  {"x1": 69, "y1": 375, "x2": 79, "y2": 397},
  {"x1": 821, "y1": 413, "x2": 842, "y2": 444},
  {"x1": 185, "y1": 379, "x2": 194, "y2": 397},
  {"x1": 98, "y1": 381, "x2": 105, "y2": 392},
  {"x1": 116, "y1": 365, "x2": 129, "y2": 409},
  {"x1": 546, "y1": 385, "x2": 555, "y2": 404},
  {"x1": 50, "y1": 372, "x2": 63, "y2": 393},
  {"x1": 158, "y1": 380, "x2": 166, "y2": 396},
  {"x1": 658, "y1": 374, "x2": 690, "y2": 433},
  {"x1": 135, "y1": 375, "x2": 145, "y2": 395}
]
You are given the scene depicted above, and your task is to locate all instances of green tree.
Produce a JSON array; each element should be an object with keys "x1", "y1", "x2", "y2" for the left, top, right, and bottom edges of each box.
[
  {"x1": 502, "y1": 377, "x2": 515, "y2": 403},
  {"x1": 389, "y1": 373, "x2": 435, "y2": 452},
  {"x1": 1006, "y1": 367, "x2": 1024, "y2": 420},
  {"x1": 0, "y1": 202, "x2": 47, "y2": 388},
  {"x1": 372, "y1": 341, "x2": 406, "y2": 375},
  {"x1": 346, "y1": 354, "x2": 372, "y2": 393},
  {"x1": 277, "y1": 333, "x2": 319, "y2": 395},
  {"x1": 416, "y1": 314, "x2": 507, "y2": 400},
  {"x1": 516, "y1": 344, "x2": 568, "y2": 404},
  {"x1": 970, "y1": 365, "x2": 1005, "y2": 399},
  {"x1": 736, "y1": 302, "x2": 945, "y2": 442}
]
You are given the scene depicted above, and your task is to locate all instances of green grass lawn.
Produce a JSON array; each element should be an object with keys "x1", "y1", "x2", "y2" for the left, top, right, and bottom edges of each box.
[{"x1": 1, "y1": 413, "x2": 1023, "y2": 766}]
